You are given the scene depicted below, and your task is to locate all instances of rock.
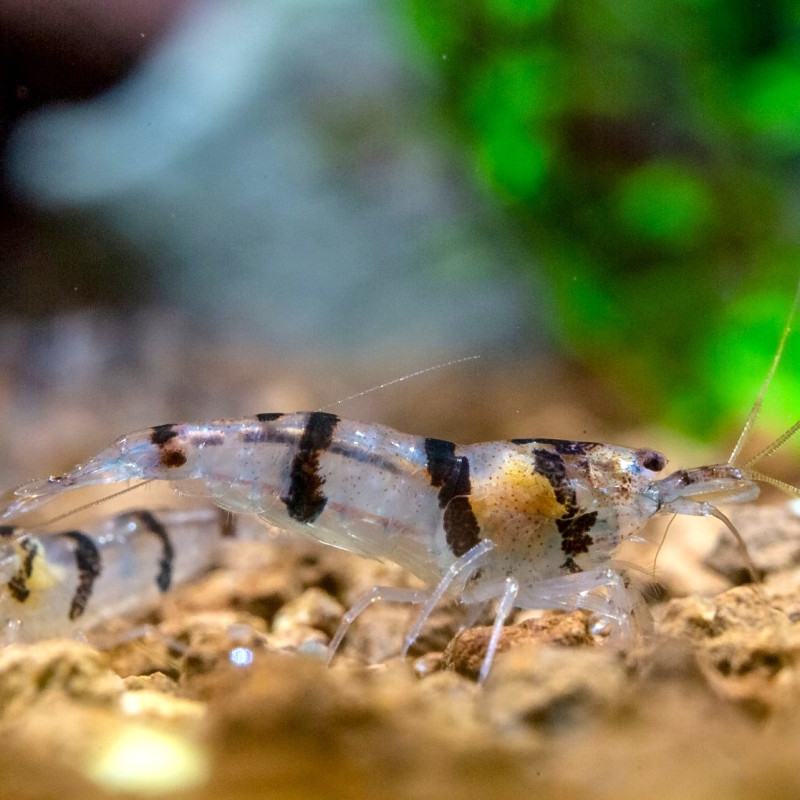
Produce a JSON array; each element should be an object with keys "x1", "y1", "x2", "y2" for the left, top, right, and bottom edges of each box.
[
  {"x1": 480, "y1": 644, "x2": 628, "y2": 735},
  {"x1": 0, "y1": 640, "x2": 123, "y2": 718},
  {"x1": 271, "y1": 587, "x2": 344, "y2": 638},
  {"x1": 705, "y1": 504, "x2": 800, "y2": 584},
  {"x1": 265, "y1": 624, "x2": 329, "y2": 656},
  {"x1": 442, "y1": 610, "x2": 594, "y2": 680},
  {"x1": 118, "y1": 688, "x2": 205, "y2": 722},
  {"x1": 657, "y1": 586, "x2": 800, "y2": 714}
]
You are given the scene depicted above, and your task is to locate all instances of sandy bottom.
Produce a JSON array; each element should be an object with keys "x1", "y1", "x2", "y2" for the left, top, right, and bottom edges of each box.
[{"x1": 0, "y1": 504, "x2": 800, "y2": 800}]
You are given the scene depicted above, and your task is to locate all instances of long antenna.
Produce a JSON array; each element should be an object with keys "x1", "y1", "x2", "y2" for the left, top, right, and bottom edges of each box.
[
  {"x1": 316, "y1": 355, "x2": 480, "y2": 411},
  {"x1": 708, "y1": 506, "x2": 762, "y2": 587},
  {"x1": 742, "y1": 468, "x2": 800, "y2": 497},
  {"x1": 728, "y1": 278, "x2": 800, "y2": 465},
  {"x1": 741, "y1": 419, "x2": 800, "y2": 469},
  {"x1": 651, "y1": 513, "x2": 677, "y2": 576},
  {"x1": 35, "y1": 480, "x2": 154, "y2": 529}
]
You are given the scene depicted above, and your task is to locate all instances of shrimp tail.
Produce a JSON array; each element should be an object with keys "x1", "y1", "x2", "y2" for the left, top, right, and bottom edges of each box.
[{"x1": 1, "y1": 431, "x2": 177, "y2": 520}]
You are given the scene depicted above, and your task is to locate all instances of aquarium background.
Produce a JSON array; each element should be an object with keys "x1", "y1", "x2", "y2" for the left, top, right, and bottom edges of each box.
[
  {"x1": 1, "y1": 0, "x2": 799, "y2": 461},
  {"x1": 407, "y1": 0, "x2": 800, "y2": 439}
]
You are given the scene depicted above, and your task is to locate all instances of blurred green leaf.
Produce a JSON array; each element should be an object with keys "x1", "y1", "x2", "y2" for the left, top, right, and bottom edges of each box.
[
  {"x1": 614, "y1": 162, "x2": 714, "y2": 246},
  {"x1": 476, "y1": 124, "x2": 550, "y2": 200},
  {"x1": 485, "y1": 0, "x2": 558, "y2": 26},
  {"x1": 740, "y1": 54, "x2": 800, "y2": 153},
  {"x1": 407, "y1": 0, "x2": 800, "y2": 440}
]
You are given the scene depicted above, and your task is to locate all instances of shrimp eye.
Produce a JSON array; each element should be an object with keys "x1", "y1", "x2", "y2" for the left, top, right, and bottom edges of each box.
[{"x1": 641, "y1": 452, "x2": 666, "y2": 472}]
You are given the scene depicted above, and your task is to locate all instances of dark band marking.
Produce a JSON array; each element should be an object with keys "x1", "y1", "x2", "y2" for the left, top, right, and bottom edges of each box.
[
  {"x1": 219, "y1": 508, "x2": 237, "y2": 538},
  {"x1": 7, "y1": 576, "x2": 29, "y2": 603},
  {"x1": 121, "y1": 510, "x2": 175, "y2": 592},
  {"x1": 671, "y1": 469, "x2": 695, "y2": 486},
  {"x1": 150, "y1": 424, "x2": 188, "y2": 469},
  {"x1": 256, "y1": 412, "x2": 285, "y2": 422},
  {"x1": 244, "y1": 429, "x2": 402, "y2": 473},
  {"x1": 424, "y1": 437, "x2": 481, "y2": 557},
  {"x1": 533, "y1": 448, "x2": 574, "y2": 511},
  {"x1": 281, "y1": 412, "x2": 340, "y2": 523},
  {"x1": 241, "y1": 428, "x2": 296, "y2": 445},
  {"x1": 150, "y1": 424, "x2": 179, "y2": 446},
  {"x1": 0, "y1": 525, "x2": 16, "y2": 538},
  {"x1": 161, "y1": 450, "x2": 187, "y2": 468},
  {"x1": 7, "y1": 537, "x2": 38, "y2": 603},
  {"x1": 533, "y1": 439, "x2": 592, "y2": 456},
  {"x1": 328, "y1": 443, "x2": 402, "y2": 474},
  {"x1": 533, "y1": 448, "x2": 598, "y2": 566},
  {"x1": 444, "y1": 494, "x2": 481, "y2": 557},
  {"x1": 513, "y1": 439, "x2": 602, "y2": 456},
  {"x1": 243, "y1": 418, "x2": 402, "y2": 474},
  {"x1": 556, "y1": 511, "x2": 598, "y2": 557},
  {"x1": 59, "y1": 531, "x2": 101, "y2": 620},
  {"x1": 20, "y1": 538, "x2": 36, "y2": 577},
  {"x1": 424, "y1": 437, "x2": 458, "y2": 489}
]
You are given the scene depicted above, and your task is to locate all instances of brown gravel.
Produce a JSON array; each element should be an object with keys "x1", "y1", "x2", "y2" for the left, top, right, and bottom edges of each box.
[{"x1": 0, "y1": 506, "x2": 799, "y2": 800}]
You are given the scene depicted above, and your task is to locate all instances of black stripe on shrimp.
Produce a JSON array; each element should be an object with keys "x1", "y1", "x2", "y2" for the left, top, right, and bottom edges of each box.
[
  {"x1": 242, "y1": 417, "x2": 404, "y2": 475},
  {"x1": 281, "y1": 412, "x2": 340, "y2": 523},
  {"x1": 424, "y1": 437, "x2": 481, "y2": 557},
  {"x1": 150, "y1": 424, "x2": 188, "y2": 469},
  {"x1": 120, "y1": 510, "x2": 176, "y2": 592},
  {"x1": 59, "y1": 531, "x2": 102, "y2": 620},
  {"x1": 5, "y1": 536, "x2": 39, "y2": 603},
  {"x1": 515, "y1": 439, "x2": 603, "y2": 456},
  {"x1": 533, "y1": 448, "x2": 598, "y2": 567}
]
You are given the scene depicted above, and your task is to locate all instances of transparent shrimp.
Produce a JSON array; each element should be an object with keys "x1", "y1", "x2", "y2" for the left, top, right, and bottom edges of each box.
[
  {"x1": 1, "y1": 291, "x2": 798, "y2": 680},
  {"x1": 0, "y1": 404, "x2": 797, "y2": 677},
  {"x1": 0, "y1": 508, "x2": 226, "y2": 643}
]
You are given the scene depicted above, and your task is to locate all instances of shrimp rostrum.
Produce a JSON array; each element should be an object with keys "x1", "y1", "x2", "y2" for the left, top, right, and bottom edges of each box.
[{"x1": 3, "y1": 395, "x2": 799, "y2": 680}]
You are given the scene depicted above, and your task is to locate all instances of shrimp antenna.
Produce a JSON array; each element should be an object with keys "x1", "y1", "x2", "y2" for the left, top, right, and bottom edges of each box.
[
  {"x1": 729, "y1": 278, "x2": 800, "y2": 466},
  {"x1": 36, "y1": 480, "x2": 155, "y2": 529},
  {"x1": 741, "y1": 468, "x2": 800, "y2": 497},
  {"x1": 316, "y1": 355, "x2": 480, "y2": 411},
  {"x1": 741, "y1": 419, "x2": 800, "y2": 470},
  {"x1": 651, "y1": 513, "x2": 678, "y2": 577},
  {"x1": 707, "y1": 505, "x2": 762, "y2": 587}
]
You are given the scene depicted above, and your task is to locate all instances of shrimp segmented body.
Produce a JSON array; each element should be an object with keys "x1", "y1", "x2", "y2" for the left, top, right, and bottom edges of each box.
[
  {"x1": 0, "y1": 508, "x2": 226, "y2": 643},
  {"x1": 2, "y1": 406, "x2": 796, "y2": 680}
]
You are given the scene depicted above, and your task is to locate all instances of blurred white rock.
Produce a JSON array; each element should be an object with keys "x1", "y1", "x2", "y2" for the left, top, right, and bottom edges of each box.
[{"x1": 7, "y1": 0, "x2": 546, "y2": 357}]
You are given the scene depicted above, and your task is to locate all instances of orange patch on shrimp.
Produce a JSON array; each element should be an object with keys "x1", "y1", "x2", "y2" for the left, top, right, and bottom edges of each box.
[{"x1": 470, "y1": 452, "x2": 566, "y2": 522}]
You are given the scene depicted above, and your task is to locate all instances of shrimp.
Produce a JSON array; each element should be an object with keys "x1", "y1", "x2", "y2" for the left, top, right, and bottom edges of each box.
[
  {"x1": 1, "y1": 399, "x2": 798, "y2": 679},
  {"x1": 1, "y1": 290, "x2": 798, "y2": 680},
  {"x1": 0, "y1": 508, "x2": 226, "y2": 643}
]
